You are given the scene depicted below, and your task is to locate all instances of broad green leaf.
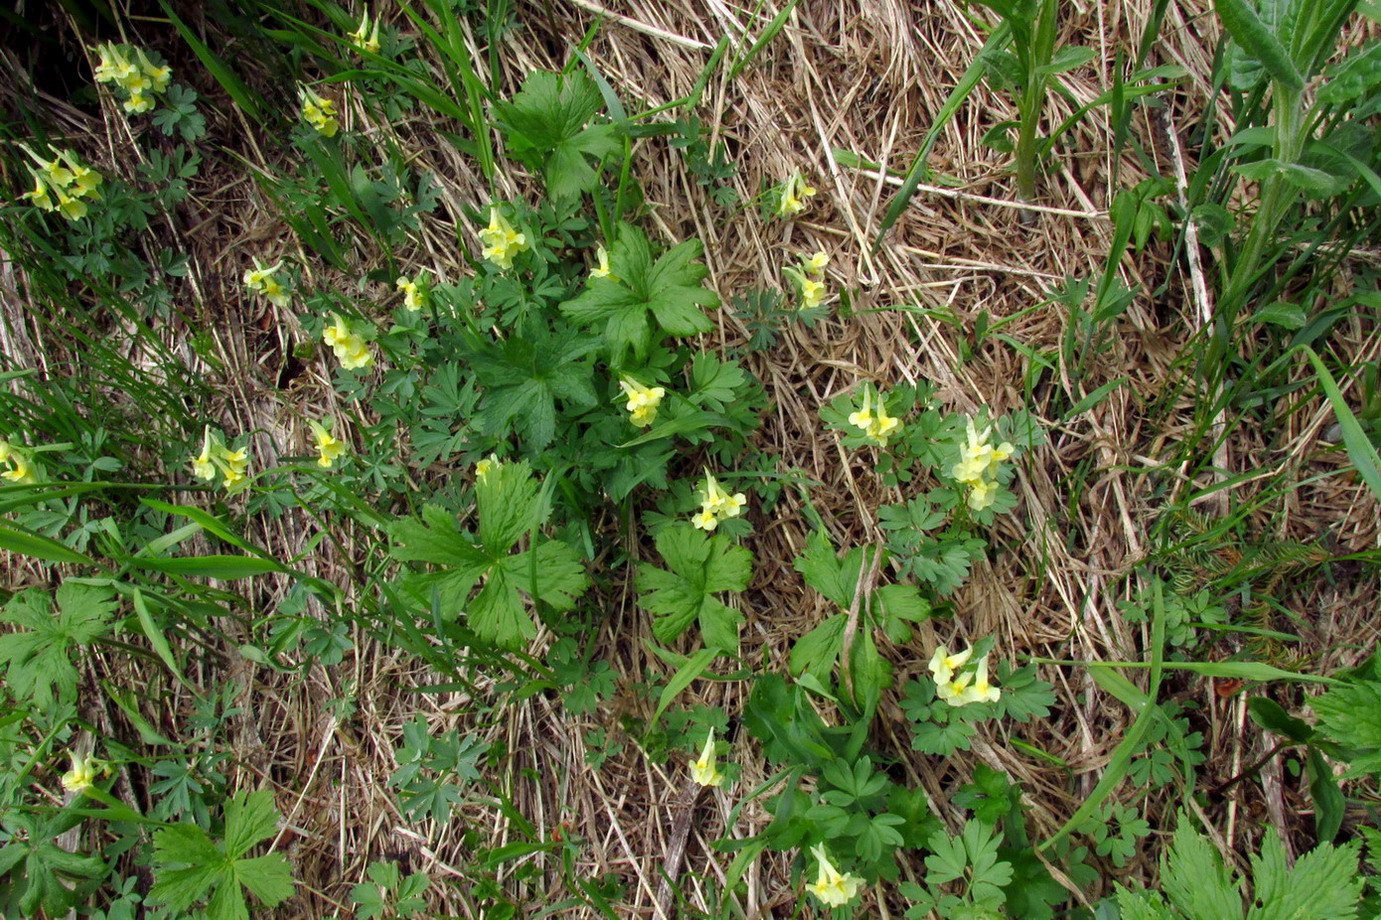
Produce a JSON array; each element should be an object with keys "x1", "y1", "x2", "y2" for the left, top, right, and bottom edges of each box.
[
  {"x1": 126, "y1": 555, "x2": 285, "y2": 580},
  {"x1": 1247, "y1": 831, "x2": 1360, "y2": 920},
  {"x1": 477, "y1": 459, "x2": 542, "y2": 554},
  {"x1": 1162, "y1": 818, "x2": 1242, "y2": 917},
  {"x1": 1215, "y1": 0, "x2": 1304, "y2": 91},
  {"x1": 1303, "y1": 346, "x2": 1381, "y2": 503},
  {"x1": 561, "y1": 224, "x2": 716, "y2": 361},
  {"x1": 224, "y1": 790, "x2": 282, "y2": 859},
  {"x1": 0, "y1": 582, "x2": 116, "y2": 711},
  {"x1": 0, "y1": 519, "x2": 93, "y2": 564},
  {"x1": 1311, "y1": 680, "x2": 1381, "y2": 776},
  {"x1": 495, "y1": 71, "x2": 620, "y2": 199},
  {"x1": 637, "y1": 524, "x2": 752, "y2": 652},
  {"x1": 789, "y1": 614, "x2": 845, "y2": 681}
]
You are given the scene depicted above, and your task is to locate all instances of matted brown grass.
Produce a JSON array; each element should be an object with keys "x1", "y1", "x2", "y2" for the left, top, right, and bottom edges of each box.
[{"x1": 2, "y1": 0, "x2": 1379, "y2": 917}]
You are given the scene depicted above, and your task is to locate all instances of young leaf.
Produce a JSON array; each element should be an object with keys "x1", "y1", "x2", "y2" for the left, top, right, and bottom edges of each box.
[
  {"x1": 0, "y1": 582, "x2": 117, "y2": 712},
  {"x1": 495, "y1": 71, "x2": 620, "y2": 200},
  {"x1": 637, "y1": 524, "x2": 752, "y2": 653},
  {"x1": 149, "y1": 790, "x2": 295, "y2": 920},
  {"x1": 561, "y1": 224, "x2": 717, "y2": 361},
  {"x1": 1311, "y1": 679, "x2": 1381, "y2": 776}
]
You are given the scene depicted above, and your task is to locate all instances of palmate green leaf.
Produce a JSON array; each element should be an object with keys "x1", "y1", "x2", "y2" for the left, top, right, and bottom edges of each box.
[
  {"x1": 1311, "y1": 680, "x2": 1381, "y2": 776},
  {"x1": 1161, "y1": 819, "x2": 1241, "y2": 918},
  {"x1": 389, "y1": 466, "x2": 590, "y2": 647},
  {"x1": 150, "y1": 790, "x2": 294, "y2": 919},
  {"x1": 471, "y1": 323, "x2": 599, "y2": 451},
  {"x1": 637, "y1": 524, "x2": 752, "y2": 653},
  {"x1": 495, "y1": 71, "x2": 620, "y2": 199},
  {"x1": 561, "y1": 224, "x2": 717, "y2": 361},
  {"x1": 0, "y1": 582, "x2": 117, "y2": 711}
]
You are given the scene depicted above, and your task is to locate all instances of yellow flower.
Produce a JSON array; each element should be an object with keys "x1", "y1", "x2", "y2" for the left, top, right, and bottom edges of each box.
[
  {"x1": 135, "y1": 48, "x2": 172, "y2": 93},
  {"x1": 2, "y1": 453, "x2": 35, "y2": 484},
  {"x1": 690, "y1": 730, "x2": 724, "y2": 787},
  {"x1": 350, "y1": 11, "x2": 382, "y2": 54},
  {"x1": 478, "y1": 207, "x2": 528, "y2": 270},
  {"x1": 591, "y1": 244, "x2": 617, "y2": 281},
  {"x1": 806, "y1": 844, "x2": 863, "y2": 907},
  {"x1": 927, "y1": 645, "x2": 973, "y2": 686},
  {"x1": 397, "y1": 274, "x2": 427, "y2": 311},
  {"x1": 21, "y1": 173, "x2": 55, "y2": 212},
  {"x1": 958, "y1": 655, "x2": 1001, "y2": 705},
  {"x1": 847, "y1": 388, "x2": 874, "y2": 433},
  {"x1": 93, "y1": 43, "x2": 136, "y2": 85},
  {"x1": 936, "y1": 668, "x2": 975, "y2": 704},
  {"x1": 61, "y1": 751, "x2": 97, "y2": 795},
  {"x1": 123, "y1": 91, "x2": 153, "y2": 114},
  {"x1": 799, "y1": 277, "x2": 825, "y2": 310},
  {"x1": 475, "y1": 454, "x2": 499, "y2": 480},
  {"x1": 691, "y1": 506, "x2": 720, "y2": 531},
  {"x1": 192, "y1": 427, "x2": 217, "y2": 480},
  {"x1": 56, "y1": 193, "x2": 89, "y2": 221},
  {"x1": 866, "y1": 405, "x2": 901, "y2": 445},
  {"x1": 0, "y1": 440, "x2": 10, "y2": 462},
  {"x1": 299, "y1": 84, "x2": 339, "y2": 137},
  {"x1": 244, "y1": 261, "x2": 290, "y2": 307},
  {"x1": 475, "y1": 453, "x2": 499, "y2": 481},
  {"x1": 697, "y1": 471, "x2": 746, "y2": 523},
  {"x1": 322, "y1": 315, "x2": 374, "y2": 370},
  {"x1": 777, "y1": 169, "x2": 816, "y2": 218},
  {"x1": 965, "y1": 477, "x2": 997, "y2": 511},
  {"x1": 60, "y1": 152, "x2": 102, "y2": 198},
  {"x1": 617, "y1": 377, "x2": 666, "y2": 428},
  {"x1": 803, "y1": 250, "x2": 830, "y2": 274},
  {"x1": 309, "y1": 420, "x2": 346, "y2": 468}
]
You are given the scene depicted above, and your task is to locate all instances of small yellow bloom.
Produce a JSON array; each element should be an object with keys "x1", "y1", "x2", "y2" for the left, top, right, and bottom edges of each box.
[
  {"x1": 866, "y1": 406, "x2": 901, "y2": 445},
  {"x1": 927, "y1": 645, "x2": 973, "y2": 686},
  {"x1": 803, "y1": 250, "x2": 830, "y2": 274},
  {"x1": 478, "y1": 207, "x2": 528, "y2": 270},
  {"x1": 350, "y1": 11, "x2": 382, "y2": 54},
  {"x1": 799, "y1": 277, "x2": 825, "y2": 310},
  {"x1": 806, "y1": 844, "x2": 864, "y2": 907},
  {"x1": 135, "y1": 48, "x2": 172, "y2": 93},
  {"x1": 617, "y1": 377, "x2": 666, "y2": 428},
  {"x1": 591, "y1": 244, "x2": 617, "y2": 281},
  {"x1": 958, "y1": 655, "x2": 1001, "y2": 705},
  {"x1": 965, "y1": 477, "x2": 997, "y2": 511},
  {"x1": 322, "y1": 315, "x2": 374, "y2": 370},
  {"x1": 777, "y1": 169, "x2": 816, "y2": 219},
  {"x1": 61, "y1": 752, "x2": 97, "y2": 795},
  {"x1": 19, "y1": 147, "x2": 102, "y2": 220},
  {"x1": 0, "y1": 440, "x2": 11, "y2": 463},
  {"x1": 1, "y1": 453, "x2": 35, "y2": 484},
  {"x1": 847, "y1": 388, "x2": 874, "y2": 432},
  {"x1": 244, "y1": 261, "x2": 291, "y2": 307},
  {"x1": 397, "y1": 274, "x2": 427, "y2": 311},
  {"x1": 691, "y1": 506, "x2": 720, "y2": 531},
  {"x1": 309, "y1": 420, "x2": 346, "y2": 469},
  {"x1": 698, "y1": 472, "x2": 746, "y2": 520},
  {"x1": 690, "y1": 730, "x2": 724, "y2": 787},
  {"x1": 299, "y1": 84, "x2": 339, "y2": 137},
  {"x1": 21, "y1": 174, "x2": 55, "y2": 211},
  {"x1": 93, "y1": 43, "x2": 136, "y2": 85},
  {"x1": 475, "y1": 453, "x2": 499, "y2": 480},
  {"x1": 192, "y1": 427, "x2": 217, "y2": 481},
  {"x1": 56, "y1": 193, "x2": 89, "y2": 221}
]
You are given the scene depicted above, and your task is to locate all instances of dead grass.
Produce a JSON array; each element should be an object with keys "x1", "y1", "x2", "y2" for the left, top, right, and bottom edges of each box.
[{"x1": 1, "y1": 0, "x2": 1379, "y2": 917}]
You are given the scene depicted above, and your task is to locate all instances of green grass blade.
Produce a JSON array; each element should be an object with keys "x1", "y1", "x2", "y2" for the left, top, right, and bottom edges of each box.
[
  {"x1": 728, "y1": 0, "x2": 801, "y2": 80},
  {"x1": 1303, "y1": 346, "x2": 1381, "y2": 501},
  {"x1": 1214, "y1": 0, "x2": 1305, "y2": 91},
  {"x1": 159, "y1": 1, "x2": 266, "y2": 121},
  {"x1": 875, "y1": 20, "x2": 1011, "y2": 247}
]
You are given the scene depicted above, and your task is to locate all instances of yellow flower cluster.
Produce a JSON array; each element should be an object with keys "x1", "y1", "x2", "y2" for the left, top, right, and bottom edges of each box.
[
  {"x1": 689, "y1": 730, "x2": 724, "y2": 787},
  {"x1": 243, "y1": 259, "x2": 291, "y2": 307},
  {"x1": 0, "y1": 439, "x2": 37, "y2": 485},
  {"x1": 61, "y1": 751, "x2": 98, "y2": 795},
  {"x1": 323, "y1": 313, "x2": 375, "y2": 370},
  {"x1": 397, "y1": 273, "x2": 427, "y2": 311},
  {"x1": 191, "y1": 427, "x2": 251, "y2": 491},
  {"x1": 776, "y1": 169, "x2": 816, "y2": 218},
  {"x1": 951, "y1": 417, "x2": 1014, "y2": 511},
  {"x1": 847, "y1": 386, "x2": 902, "y2": 447},
  {"x1": 929, "y1": 644, "x2": 1001, "y2": 706},
  {"x1": 591, "y1": 244, "x2": 617, "y2": 281},
  {"x1": 478, "y1": 207, "x2": 528, "y2": 270},
  {"x1": 807, "y1": 843, "x2": 865, "y2": 907},
  {"x1": 617, "y1": 376, "x2": 665, "y2": 428},
  {"x1": 299, "y1": 84, "x2": 339, "y2": 137},
  {"x1": 691, "y1": 471, "x2": 746, "y2": 531},
  {"x1": 785, "y1": 249, "x2": 830, "y2": 310},
  {"x1": 308, "y1": 420, "x2": 346, "y2": 468},
  {"x1": 350, "y1": 10, "x2": 382, "y2": 54},
  {"x1": 475, "y1": 453, "x2": 499, "y2": 481},
  {"x1": 18, "y1": 146, "x2": 102, "y2": 221},
  {"x1": 93, "y1": 43, "x2": 171, "y2": 114}
]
